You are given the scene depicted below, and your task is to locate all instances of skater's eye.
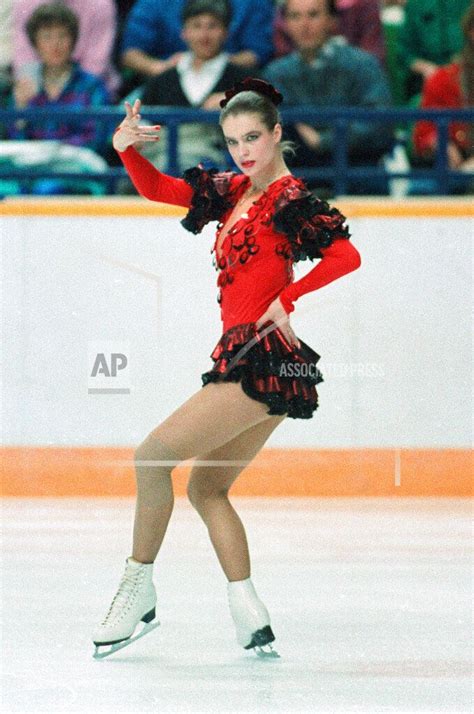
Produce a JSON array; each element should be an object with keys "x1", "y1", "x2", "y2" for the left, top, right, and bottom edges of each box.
[{"x1": 225, "y1": 133, "x2": 260, "y2": 146}]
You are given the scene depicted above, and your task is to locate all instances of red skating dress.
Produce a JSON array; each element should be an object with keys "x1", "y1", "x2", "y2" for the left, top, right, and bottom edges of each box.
[{"x1": 119, "y1": 146, "x2": 361, "y2": 419}]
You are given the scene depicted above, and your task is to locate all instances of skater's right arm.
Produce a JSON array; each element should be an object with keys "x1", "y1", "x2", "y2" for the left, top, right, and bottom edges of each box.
[{"x1": 113, "y1": 99, "x2": 193, "y2": 207}]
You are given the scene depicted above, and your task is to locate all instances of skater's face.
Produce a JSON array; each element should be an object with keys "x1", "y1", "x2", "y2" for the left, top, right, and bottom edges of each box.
[
  {"x1": 221, "y1": 113, "x2": 282, "y2": 178},
  {"x1": 181, "y1": 13, "x2": 228, "y2": 62}
]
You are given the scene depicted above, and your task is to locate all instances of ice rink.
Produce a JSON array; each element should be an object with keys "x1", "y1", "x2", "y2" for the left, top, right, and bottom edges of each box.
[{"x1": 2, "y1": 496, "x2": 472, "y2": 713}]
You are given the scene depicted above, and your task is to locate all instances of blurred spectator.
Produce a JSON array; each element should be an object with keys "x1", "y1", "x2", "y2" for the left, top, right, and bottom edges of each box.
[
  {"x1": 120, "y1": 0, "x2": 274, "y2": 91},
  {"x1": 5, "y1": 3, "x2": 110, "y2": 195},
  {"x1": 112, "y1": 1, "x2": 137, "y2": 75},
  {"x1": 139, "y1": 0, "x2": 249, "y2": 171},
  {"x1": 0, "y1": 0, "x2": 13, "y2": 116},
  {"x1": 273, "y1": 0, "x2": 386, "y2": 66},
  {"x1": 412, "y1": 4, "x2": 474, "y2": 190},
  {"x1": 0, "y1": 0, "x2": 13, "y2": 81},
  {"x1": 114, "y1": 1, "x2": 137, "y2": 23},
  {"x1": 380, "y1": 0, "x2": 406, "y2": 104},
  {"x1": 396, "y1": 0, "x2": 471, "y2": 100},
  {"x1": 13, "y1": 0, "x2": 120, "y2": 96},
  {"x1": 263, "y1": 0, "x2": 393, "y2": 193}
]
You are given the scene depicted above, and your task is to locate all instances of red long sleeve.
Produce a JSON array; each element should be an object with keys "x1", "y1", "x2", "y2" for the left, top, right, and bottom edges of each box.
[
  {"x1": 278, "y1": 238, "x2": 361, "y2": 314},
  {"x1": 118, "y1": 145, "x2": 194, "y2": 206}
]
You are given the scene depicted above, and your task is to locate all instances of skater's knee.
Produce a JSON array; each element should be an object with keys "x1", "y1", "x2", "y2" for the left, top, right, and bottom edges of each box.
[
  {"x1": 187, "y1": 479, "x2": 229, "y2": 509},
  {"x1": 134, "y1": 434, "x2": 182, "y2": 473}
]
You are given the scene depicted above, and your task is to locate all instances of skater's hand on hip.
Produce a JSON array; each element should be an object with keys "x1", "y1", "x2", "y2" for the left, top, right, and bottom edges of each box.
[
  {"x1": 113, "y1": 99, "x2": 161, "y2": 152},
  {"x1": 255, "y1": 298, "x2": 301, "y2": 349}
]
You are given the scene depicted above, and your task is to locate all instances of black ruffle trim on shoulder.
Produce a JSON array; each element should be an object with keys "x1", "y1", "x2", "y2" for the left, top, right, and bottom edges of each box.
[
  {"x1": 273, "y1": 185, "x2": 351, "y2": 262},
  {"x1": 180, "y1": 166, "x2": 235, "y2": 235}
]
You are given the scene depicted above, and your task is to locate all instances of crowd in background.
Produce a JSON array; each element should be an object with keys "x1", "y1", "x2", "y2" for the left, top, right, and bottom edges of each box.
[{"x1": 0, "y1": 0, "x2": 472, "y2": 196}]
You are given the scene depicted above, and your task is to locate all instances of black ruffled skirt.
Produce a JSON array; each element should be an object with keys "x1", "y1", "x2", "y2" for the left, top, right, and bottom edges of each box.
[{"x1": 201, "y1": 321, "x2": 324, "y2": 419}]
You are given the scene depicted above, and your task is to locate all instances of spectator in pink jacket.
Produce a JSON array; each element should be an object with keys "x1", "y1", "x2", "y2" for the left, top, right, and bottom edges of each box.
[{"x1": 13, "y1": 0, "x2": 120, "y2": 96}]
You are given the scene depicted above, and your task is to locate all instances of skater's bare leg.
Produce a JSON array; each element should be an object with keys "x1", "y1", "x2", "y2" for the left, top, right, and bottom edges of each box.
[
  {"x1": 132, "y1": 382, "x2": 281, "y2": 564},
  {"x1": 187, "y1": 416, "x2": 285, "y2": 581},
  {"x1": 132, "y1": 437, "x2": 180, "y2": 564}
]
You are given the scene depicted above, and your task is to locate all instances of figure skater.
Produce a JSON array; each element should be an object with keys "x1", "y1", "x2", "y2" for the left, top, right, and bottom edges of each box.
[{"x1": 92, "y1": 77, "x2": 361, "y2": 659}]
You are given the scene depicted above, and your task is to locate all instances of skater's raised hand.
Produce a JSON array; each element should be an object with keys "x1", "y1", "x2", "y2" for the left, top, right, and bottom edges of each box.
[{"x1": 113, "y1": 99, "x2": 161, "y2": 153}]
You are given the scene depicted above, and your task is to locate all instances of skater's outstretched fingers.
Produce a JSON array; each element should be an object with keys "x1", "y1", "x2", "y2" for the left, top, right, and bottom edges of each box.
[
  {"x1": 136, "y1": 125, "x2": 162, "y2": 139},
  {"x1": 124, "y1": 100, "x2": 134, "y2": 120},
  {"x1": 133, "y1": 97, "x2": 141, "y2": 115},
  {"x1": 113, "y1": 99, "x2": 161, "y2": 152},
  {"x1": 125, "y1": 98, "x2": 141, "y2": 121}
]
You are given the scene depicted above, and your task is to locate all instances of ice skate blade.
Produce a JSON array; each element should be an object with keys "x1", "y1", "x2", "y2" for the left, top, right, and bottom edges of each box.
[
  {"x1": 254, "y1": 644, "x2": 280, "y2": 659},
  {"x1": 93, "y1": 620, "x2": 160, "y2": 660}
]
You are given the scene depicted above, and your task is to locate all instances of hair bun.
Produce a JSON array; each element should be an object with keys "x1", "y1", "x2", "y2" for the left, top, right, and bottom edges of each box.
[{"x1": 220, "y1": 77, "x2": 283, "y2": 109}]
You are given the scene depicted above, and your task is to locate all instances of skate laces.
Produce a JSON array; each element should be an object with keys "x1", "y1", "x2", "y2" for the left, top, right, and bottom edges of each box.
[{"x1": 100, "y1": 566, "x2": 144, "y2": 626}]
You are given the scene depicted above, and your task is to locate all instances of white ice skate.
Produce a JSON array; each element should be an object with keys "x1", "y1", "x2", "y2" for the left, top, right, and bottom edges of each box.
[
  {"x1": 227, "y1": 578, "x2": 280, "y2": 658},
  {"x1": 92, "y1": 557, "x2": 160, "y2": 659}
]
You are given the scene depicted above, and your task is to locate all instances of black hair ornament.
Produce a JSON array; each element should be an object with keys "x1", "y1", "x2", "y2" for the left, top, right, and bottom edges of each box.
[{"x1": 219, "y1": 77, "x2": 284, "y2": 109}]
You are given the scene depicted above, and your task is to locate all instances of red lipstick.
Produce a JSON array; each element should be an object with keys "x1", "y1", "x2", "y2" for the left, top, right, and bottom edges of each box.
[{"x1": 241, "y1": 161, "x2": 255, "y2": 169}]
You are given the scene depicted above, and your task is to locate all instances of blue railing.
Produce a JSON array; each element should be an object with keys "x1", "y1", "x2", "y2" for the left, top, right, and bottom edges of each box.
[{"x1": 0, "y1": 106, "x2": 473, "y2": 195}]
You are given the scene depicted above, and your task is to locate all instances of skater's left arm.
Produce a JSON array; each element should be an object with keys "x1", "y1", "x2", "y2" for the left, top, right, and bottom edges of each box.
[
  {"x1": 256, "y1": 239, "x2": 361, "y2": 346},
  {"x1": 278, "y1": 239, "x2": 361, "y2": 314},
  {"x1": 271, "y1": 192, "x2": 361, "y2": 315}
]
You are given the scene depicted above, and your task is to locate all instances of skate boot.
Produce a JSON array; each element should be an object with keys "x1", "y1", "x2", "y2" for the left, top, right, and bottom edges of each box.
[
  {"x1": 92, "y1": 557, "x2": 160, "y2": 659},
  {"x1": 227, "y1": 577, "x2": 280, "y2": 658}
]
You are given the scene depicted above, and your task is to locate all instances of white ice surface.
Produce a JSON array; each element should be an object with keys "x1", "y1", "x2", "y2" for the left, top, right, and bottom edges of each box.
[{"x1": 1, "y1": 497, "x2": 472, "y2": 714}]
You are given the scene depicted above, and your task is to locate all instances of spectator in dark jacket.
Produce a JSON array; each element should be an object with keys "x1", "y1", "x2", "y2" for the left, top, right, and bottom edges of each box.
[
  {"x1": 263, "y1": 0, "x2": 393, "y2": 192},
  {"x1": 273, "y1": 0, "x2": 386, "y2": 67}
]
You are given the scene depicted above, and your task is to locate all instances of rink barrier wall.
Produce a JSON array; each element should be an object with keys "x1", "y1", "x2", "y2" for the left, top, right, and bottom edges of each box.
[
  {"x1": 2, "y1": 198, "x2": 472, "y2": 497},
  {"x1": 1, "y1": 197, "x2": 473, "y2": 217},
  {"x1": 0, "y1": 447, "x2": 472, "y2": 497}
]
